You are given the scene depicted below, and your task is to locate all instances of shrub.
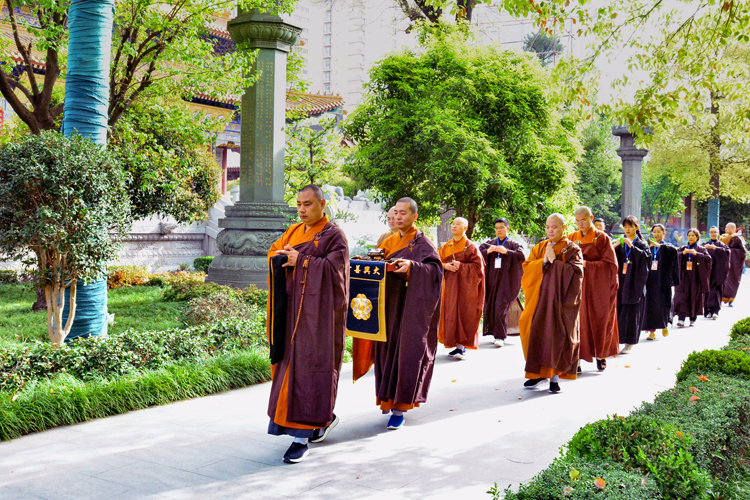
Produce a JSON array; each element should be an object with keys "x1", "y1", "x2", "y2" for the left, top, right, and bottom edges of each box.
[
  {"x1": 567, "y1": 415, "x2": 711, "y2": 499},
  {"x1": 182, "y1": 292, "x2": 255, "y2": 326},
  {"x1": 193, "y1": 256, "x2": 214, "y2": 273},
  {"x1": 635, "y1": 372, "x2": 750, "y2": 484},
  {"x1": 676, "y1": 349, "x2": 750, "y2": 382},
  {"x1": 162, "y1": 279, "x2": 268, "y2": 308},
  {"x1": 0, "y1": 350, "x2": 271, "y2": 441},
  {"x1": 0, "y1": 315, "x2": 268, "y2": 394},
  {"x1": 107, "y1": 265, "x2": 154, "y2": 289},
  {"x1": 730, "y1": 317, "x2": 750, "y2": 341},
  {"x1": 497, "y1": 457, "x2": 661, "y2": 500}
]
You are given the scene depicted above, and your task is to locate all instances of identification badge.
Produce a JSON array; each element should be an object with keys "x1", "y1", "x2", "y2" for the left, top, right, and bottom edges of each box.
[
  {"x1": 687, "y1": 261, "x2": 693, "y2": 271},
  {"x1": 622, "y1": 263, "x2": 628, "y2": 275},
  {"x1": 651, "y1": 261, "x2": 658, "y2": 271},
  {"x1": 495, "y1": 257, "x2": 502, "y2": 269}
]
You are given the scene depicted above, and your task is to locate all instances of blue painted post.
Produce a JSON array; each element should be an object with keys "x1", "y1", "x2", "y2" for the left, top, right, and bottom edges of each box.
[
  {"x1": 61, "y1": 0, "x2": 115, "y2": 339},
  {"x1": 708, "y1": 198, "x2": 720, "y2": 231}
]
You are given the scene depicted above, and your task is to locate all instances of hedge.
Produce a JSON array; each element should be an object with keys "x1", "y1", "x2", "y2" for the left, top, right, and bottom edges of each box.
[
  {"x1": 498, "y1": 317, "x2": 750, "y2": 500},
  {"x1": 193, "y1": 256, "x2": 214, "y2": 273},
  {"x1": 0, "y1": 350, "x2": 271, "y2": 441}
]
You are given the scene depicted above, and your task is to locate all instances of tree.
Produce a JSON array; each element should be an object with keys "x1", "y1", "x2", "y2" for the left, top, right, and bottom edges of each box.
[
  {"x1": 284, "y1": 118, "x2": 351, "y2": 200},
  {"x1": 523, "y1": 31, "x2": 564, "y2": 67},
  {"x1": 110, "y1": 98, "x2": 223, "y2": 224},
  {"x1": 344, "y1": 24, "x2": 581, "y2": 239},
  {"x1": 696, "y1": 196, "x2": 750, "y2": 233},
  {"x1": 0, "y1": 132, "x2": 130, "y2": 345},
  {"x1": 0, "y1": 0, "x2": 297, "y2": 134},
  {"x1": 640, "y1": 169, "x2": 686, "y2": 229},
  {"x1": 573, "y1": 115, "x2": 621, "y2": 229}
]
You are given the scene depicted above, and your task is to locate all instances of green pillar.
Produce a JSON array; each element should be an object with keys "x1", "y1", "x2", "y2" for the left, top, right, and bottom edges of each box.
[{"x1": 207, "y1": 10, "x2": 302, "y2": 289}]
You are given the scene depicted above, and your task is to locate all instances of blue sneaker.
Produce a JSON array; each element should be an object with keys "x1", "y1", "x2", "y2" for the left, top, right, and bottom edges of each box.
[{"x1": 387, "y1": 414, "x2": 404, "y2": 430}]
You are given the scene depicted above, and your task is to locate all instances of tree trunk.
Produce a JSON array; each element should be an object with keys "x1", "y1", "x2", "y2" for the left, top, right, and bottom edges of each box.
[
  {"x1": 707, "y1": 88, "x2": 722, "y2": 229},
  {"x1": 456, "y1": 0, "x2": 476, "y2": 21},
  {"x1": 32, "y1": 286, "x2": 47, "y2": 311}
]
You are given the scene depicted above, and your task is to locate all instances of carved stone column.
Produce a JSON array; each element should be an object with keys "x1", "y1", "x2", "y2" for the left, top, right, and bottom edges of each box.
[
  {"x1": 612, "y1": 126, "x2": 649, "y2": 229},
  {"x1": 207, "y1": 10, "x2": 302, "y2": 289}
]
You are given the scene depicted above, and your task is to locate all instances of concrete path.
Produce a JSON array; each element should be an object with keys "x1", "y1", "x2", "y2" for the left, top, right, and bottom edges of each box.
[{"x1": 1, "y1": 279, "x2": 747, "y2": 500}]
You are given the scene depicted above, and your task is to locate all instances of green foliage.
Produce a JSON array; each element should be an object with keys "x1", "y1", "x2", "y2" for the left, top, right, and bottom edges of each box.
[
  {"x1": 182, "y1": 292, "x2": 258, "y2": 326},
  {"x1": 522, "y1": 30, "x2": 564, "y2": 67},
  {"x1": 110, "y1": 99, "x2": 222, "y2": 224},
  {"x1": 161, "y1": 279, "x2": 268, "y2": 308},
  {"x1": 635, "y1": 372, "x2": 750, "y2": 484},
  {"x1": 730, "y1": 317, "x2": 750, "y2": 341},
  {"x1": 0, "y1": 350, "x2": 271, "y2": 441},
  {"x1": 498, "y1": 457, "x2": 661, "y2": 500},
  {"x1": 573, "y1": 115, "x2": 621, "y2": 228},
  {"x1": 676, "y1": 349, "x2": 750, "y2": 382},
  {"x1": 193, "y1": 256, "x2": 214, "y2": 274},
  {"x1": 567, "y1": 415, "x2": 711, "y2": 499},
  {"x1": 640, "y1": 167, "x2": 686, "y2": 228},
  {"x1": 0, "y1": 316, "x2": 267, "y2": 394},
  {"x1": 697, "y1": 197, "x2": 750, "y2": 237},
  {"x1": 344, "y1": 23, "x2": 581, "y2": 239},
  {"x1": 0, "y1": 131, "x2": 131, "y2": 343}
]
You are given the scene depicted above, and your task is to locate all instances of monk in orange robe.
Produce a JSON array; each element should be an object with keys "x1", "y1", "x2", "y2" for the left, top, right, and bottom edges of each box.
[
  {"x1": 520, "y1": 213, "x2": 583, "y2": 394},
  {"x1": 569, "y1": 206, "x2": 619, "y2": 372},
  {"x1": 720, "y1": 222, "x2": 745, "y2": 306},
  {"x1": 438, "y1": 217, "x2": 485, "y2": 359},
  {"x1": 266, "y1": 185, "x2": 349, "y2": 464},
  {"x1": 352, "y1": 197, "x2": 443, "y2": 430},
  {"x1": 377, "y1": 207, "x2": 398, "y2": 246}
]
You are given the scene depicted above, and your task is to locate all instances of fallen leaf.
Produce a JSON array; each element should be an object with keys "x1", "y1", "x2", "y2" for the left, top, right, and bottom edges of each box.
[
  {"x1": 569, "y1": 469, "x2": 580, "y2": 481},
  {"x1": 689, "y1": 395, "x2": 700, "y2": 402},
  {"x1": 518, "y1": 395, "x2": 522, "y2": 400},
  {"x1": 624, "y1": 365, "x2": 631, "y2": 368},
  {"x1": 657, "y1": 367, "x2": 661, "y2": 370},
  {"x1": 699, "y1": 375, "x2": 710, "y2": 382},
  {"x1": 563, "y1": 486, "x2": 574, "y2": 495},
  {"x1": 451, "y1": 379, "x2": 457, "y2": 383},
  {"x1": 641, "y1": 477, "x2": 648, "y2": 486},
  {"x1": 677, "y1": 431, "x2": 684, "y2": 439},
  {"x1": 11, "y1": 394, "x2": 19, "y2": 402},
  {"x1": 688, "y1": 386, "x2": 700, "y2": 393},
  {"x1": 498, "y1": 420, "x2": 502, "y2": 422},
  {"x1": 357, "y1": 475, "x2": 363, "y2": 479},
  {"x1": 594, "y1": 477, "x2": 606, "y2": 489}
]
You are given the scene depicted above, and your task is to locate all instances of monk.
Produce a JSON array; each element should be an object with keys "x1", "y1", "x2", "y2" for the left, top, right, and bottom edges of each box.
[
  {"x1": 614, "y1": 216, "x2": 652, "y2": 354},
  {"x1": 266, "y1": 185, "x2": 349, "y2": 464},
  {"x1": 673, "y1": 228, "x2": 711, "y2": 327},
  {"x1": 721, "y1": 222, "x2": 745, "y2": 307},
  {"x1": 520, "y1": 213, "x2": 583, "y2": 394},
  {"x1": 438, "y1": 217, "x2": 485, "y2": 359},
  {"x1": 352, "y1": 197, "x2": 443, "y2": 429},
  {"x1": 478, "y1": 217, "x2": 525, "y2": 347},
  {"x1": 704, "y1": 226, "x2": 730, "y2": 319},
  {"x1": 377, "y1": 207, "x2": 398, "y2": 246},
  {"x1": 642, "y1": 224, "x2": 680, "y2": 339},
  {"x1": 569, "y1": 206, "x2": 619, "y2": 372}
]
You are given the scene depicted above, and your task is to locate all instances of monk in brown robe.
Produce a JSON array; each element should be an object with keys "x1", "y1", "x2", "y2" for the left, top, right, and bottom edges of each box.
[
  {"x1": 352, "y1": 197, "x2": 443, "y2": 430},
  {"x1": 266, "y1": 185, "x2": 349, "y2": 464},
  {"x1": 520, "y1": 214, "x2": 583, "y2": 394},
  {"x1": 438, "y1": 217, "x2": 485, "y2": 359},
  {"x1": 569, "y1": 206, "x2": 619, "y2": 372},
  {"x1": 704, "y1": 226, "x2": 730, "y2": 319},
  {"x1": 720, "y1": 222, "x2": 745, "y2": 306},
  {"x1": 673, "y1": 228, "x2": 711, "y2": 327},
  {"x1": 377, "y1": 207, "x2": 398, "y2": 246},
  {"x1": 478, "y1": 217, "x2": 524, "y2": 347}
]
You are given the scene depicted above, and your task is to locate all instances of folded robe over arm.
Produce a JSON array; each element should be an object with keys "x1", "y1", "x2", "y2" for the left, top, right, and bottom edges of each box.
[{"x1": 266, "y1": 216, "x2": 349, "y2": 437}]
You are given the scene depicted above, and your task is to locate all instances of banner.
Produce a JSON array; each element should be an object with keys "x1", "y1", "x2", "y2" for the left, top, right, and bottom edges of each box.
[{"x1": 346, "y1": 259, "x2": 387, "y2": 342}]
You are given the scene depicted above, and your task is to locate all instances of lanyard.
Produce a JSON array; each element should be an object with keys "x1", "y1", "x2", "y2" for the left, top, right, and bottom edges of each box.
[
  {"x1": 687, "y1": 242, "x2": 695, "y2": 262},
  {"x1": 625, "y1": 243, "x2": 632, "y2": 263},
  {"x1": 652, "y1": 245, "x2": 659, "y2": 261},
  {"x1": 497, "y1": 237, "x2": 508, "y2": 247}
]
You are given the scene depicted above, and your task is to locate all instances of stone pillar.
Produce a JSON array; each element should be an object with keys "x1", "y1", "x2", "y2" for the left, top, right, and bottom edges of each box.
[
  {"x1": 207, "y1": 10, "x2": 302, "y2": 289},
  {"x1": 612, "y1": 126, "x2": 648, "y2": 228}
]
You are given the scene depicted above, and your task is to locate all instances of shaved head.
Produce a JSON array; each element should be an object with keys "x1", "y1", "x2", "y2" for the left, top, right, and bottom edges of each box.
[
  {"x1": 453, "y1": 217, "x2": 468, "y2": 226},
  {"x1": 575, "y1": 206, "x2": 593, "y2": 217},
  {"x1": 299, "y1": 184, "x2": 324, "y2": 201},
  {"x1": 548, "y1": 213, "x2": 565, "y2": 226},
  {"x1": 397, "y1": 197, "x2": 418, "y2": 215}
]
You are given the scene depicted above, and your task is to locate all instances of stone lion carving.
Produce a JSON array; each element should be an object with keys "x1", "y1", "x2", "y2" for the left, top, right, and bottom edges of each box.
[{"x1": 216, "y1": 229, "x2": 283, "y2": 256}]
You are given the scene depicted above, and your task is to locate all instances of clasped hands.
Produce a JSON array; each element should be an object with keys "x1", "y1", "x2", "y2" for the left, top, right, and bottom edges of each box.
[
  {"x1": 543, "y1": 242, "x2": 556, "y2": 265},
  {"x1": 444, "y1": 260, "x2": 461, "y2": 272},
  {"x1": 683, "y1": 248, "x2": 698, "y2": 255},
  {"x1": 487, "y1": 245, "x2": 507, "y2": 255}
]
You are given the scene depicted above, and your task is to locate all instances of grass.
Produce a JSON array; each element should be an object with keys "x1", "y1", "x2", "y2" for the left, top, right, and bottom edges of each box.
[
  {"x1": 0, "y1": 350, "x2": 271, "y2": 441},
  {"x1": 0, "y1": 284, "x2": 185, "y2": 349}
]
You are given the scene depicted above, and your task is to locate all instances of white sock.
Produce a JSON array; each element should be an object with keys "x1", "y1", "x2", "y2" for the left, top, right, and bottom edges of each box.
[
  {"x1": 392, "y1": 410, "x2": 405, "y2": 417},
  {"x1": 551, "y1": 375, "x2": 559, "y2": 383},
  {"x1": 293, "y1": 437, "x2": 308, "y2": 445}
]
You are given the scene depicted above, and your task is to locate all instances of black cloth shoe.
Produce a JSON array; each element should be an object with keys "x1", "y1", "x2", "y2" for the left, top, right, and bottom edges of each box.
[
  {"x1": 523, "y1": 378, "x2": 548, "y2": 389},
  {"x1": 283, "y1": 442, "x2": 309, "y2": 464},
  {"x1": 548, "y1": 382, "x2": 561, "y2": 394},
  {"x1": 310, "y1": 414, "x2": 339, "y2": 444},
  {"x1": 577, "y1": 365, "x2": 582, "y2": 375},
  {"x1": 596, "y1": 358, "x2": 607, "y2": 372}
]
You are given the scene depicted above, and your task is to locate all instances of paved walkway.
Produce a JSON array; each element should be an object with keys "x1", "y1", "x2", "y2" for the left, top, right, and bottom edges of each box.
[{"x1": 1, "y1": 279, "x2": 747, "y2": 500}]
